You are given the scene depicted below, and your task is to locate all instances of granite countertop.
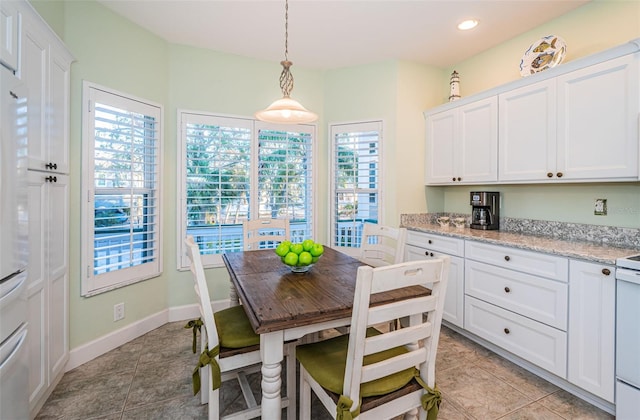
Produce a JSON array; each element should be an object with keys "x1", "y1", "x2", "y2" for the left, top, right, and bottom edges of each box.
[{"x1": 401, "y1": 220, "x2": 639, "y2": 265}]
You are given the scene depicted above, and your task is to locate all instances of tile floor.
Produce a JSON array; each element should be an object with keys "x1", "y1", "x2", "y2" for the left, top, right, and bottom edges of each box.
[{"x1": 36, "y1": 321, "x2": 614, "y2": 419}]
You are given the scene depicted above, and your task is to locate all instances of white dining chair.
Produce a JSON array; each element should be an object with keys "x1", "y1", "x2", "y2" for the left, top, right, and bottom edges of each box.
[
  {"x1": 184, "y1": 235, "x2": 296, "y2": 420},
  {"x1": 242, "y1": 218, "x2": 290, "y2": 251},
  {"x1": 297, "y1": 256, "x2": 451, "y2": 420},
  {"x1": 359, "y1": 223, "x2": 407, "y2": 267}
]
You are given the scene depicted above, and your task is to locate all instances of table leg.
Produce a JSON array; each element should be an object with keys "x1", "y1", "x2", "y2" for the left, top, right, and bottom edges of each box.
[
  {"x1": 260, "y1": 331, "x2": 284, "y2": 419},
  {"x1": 229, "y1": 283, "x2": 240, "y2": 306}
]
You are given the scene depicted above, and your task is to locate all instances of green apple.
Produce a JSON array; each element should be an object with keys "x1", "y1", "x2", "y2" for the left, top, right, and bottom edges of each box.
[
  {"x1": 298, "y1": 251, "x2": 313, "y2": 266},
  {"x1": 283, "y1": 252, "x2": 298, "y2": 266},
  {"x1": 302, "y1": 239, "x2": 315, "y2": 252},
  {"x1": 275, "y1": 243, "x2": 290, "y2": 257},
  {"x1": 310, "y1": 243, "x2": 324, "y2": 257},
  {"x1": 290, "y1": 243, "x2": 304, "y2": 255}
]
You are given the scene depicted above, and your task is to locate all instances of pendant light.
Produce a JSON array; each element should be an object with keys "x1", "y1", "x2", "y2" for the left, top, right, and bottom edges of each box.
[{"x1": 255, "y1": 0, "x2": 318, "y2": 124}]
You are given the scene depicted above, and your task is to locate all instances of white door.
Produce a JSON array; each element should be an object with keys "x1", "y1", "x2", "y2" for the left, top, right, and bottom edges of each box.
[
  {"x1": 499, "y1": 79, "x2": 557, "y2": 182},
  {"x1": 567, "y1": 260, "x2": 615, "y2": 402},
  {"x1": 459, "y1": 97, "x2": 498, "y2": 183},
  {"x1": 425, "y1": 109, "x2": 457, "y2": 184},
  {"x1": 0, "y1": 2, "x2": 19, "y2": 71},
  {"x1": 405, "y1": 245, "x2": 464, "y2": 328},
  {"x1": 556, "y1": 54, "x2": 639, "y2": 180},
  {"x1": 27, "y1": 171, "x2": 47, "y2": 408},
  {"x1": 47, "y1": 174, "x2": 69, "y2": 380}
]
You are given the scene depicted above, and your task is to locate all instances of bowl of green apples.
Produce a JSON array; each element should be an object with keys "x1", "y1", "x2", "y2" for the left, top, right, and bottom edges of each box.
[{"x1": 275, "y1": 239, "x2": 324, "y2": 273}]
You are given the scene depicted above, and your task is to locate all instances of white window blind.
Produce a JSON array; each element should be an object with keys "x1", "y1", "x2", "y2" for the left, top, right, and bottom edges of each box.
[
  {"x1": 178, "y1": 112, "x2": 315, "y2": 268},
  {"x1": 330, "y1": 121, "x2": 382, "y2": 250},
  {"x1": 81, "y1": 83, "x2": 162, "y2": 296}
]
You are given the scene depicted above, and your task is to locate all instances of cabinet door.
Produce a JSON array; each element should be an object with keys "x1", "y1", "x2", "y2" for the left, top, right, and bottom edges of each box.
[
  {"x1": 568, "y1": 260, "x2": 615, "y2": 402},
  {"x1": 0, "y1": 1, "x2": 19, "y2": 71},
  {"x1": 47, "y1": 47, "x2": 71, "y2": 174},
  {"x1": 47, "y1": 174, "x2": 69, "y2": 381},
  {"x1": 406, "y1": 245, "x2": 464, "y2": 328},
  {"x1": 557, "y1": 54, "x2": 639, "y2": 180},
  {"x1": 499, "y1": 79, "x2": 557, "y2": 182},
  {"x1": 459, "y1": 97, "x2": 498, "y2": 183},
  {"x1": 21, "y1": 17, "x2": 48, "y2": 171},
  {"x1": 425, "y1": 109, "x2": 457, "y2": 184},
  {"x1": 27, "y1": 171, "x2": 47, "y2": 409}
]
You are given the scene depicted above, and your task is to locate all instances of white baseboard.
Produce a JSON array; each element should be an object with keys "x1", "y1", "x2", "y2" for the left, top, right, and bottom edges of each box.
[{"x1": 66, "y1": 299, "x2": 230, "y2": 372}]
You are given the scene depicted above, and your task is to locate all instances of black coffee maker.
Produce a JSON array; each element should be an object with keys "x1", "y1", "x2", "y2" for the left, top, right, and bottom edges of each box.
[{"x1": 470, "y1": 192, "x2": 500, "y2": 230}]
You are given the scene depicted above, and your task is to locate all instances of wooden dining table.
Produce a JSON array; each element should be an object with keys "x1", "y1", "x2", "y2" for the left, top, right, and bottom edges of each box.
[{"x1": 222, "y1": 246, "x2": 428, "y2": 419}]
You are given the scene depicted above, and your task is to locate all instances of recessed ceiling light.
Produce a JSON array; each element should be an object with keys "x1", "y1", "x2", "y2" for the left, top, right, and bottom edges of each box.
[{"x1": 458, "y1": 19, "x2": 479, "y2": 31}]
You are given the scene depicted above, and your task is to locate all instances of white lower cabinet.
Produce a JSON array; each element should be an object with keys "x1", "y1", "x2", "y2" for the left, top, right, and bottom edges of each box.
[
  {"x1": 465, "y1": 260, "x2": 568, "y2": 330},
  {"x1": 405, "y1": 231, "x2": 465, "y2": 327},
  {"x1": 465, "y1": 296, "x2": 567, "y2": 377},
  {"x1": 27, "y1": 171, "x2": 69, "y2": 416},
  {"x1": 568, "y1": 260, "x2": 615, "y2": 402},
  {"x1": 463, "y1": 241, "x2": 569, "y2": 377},
  {"x1": 406, "y1": 245, "x2": 464, "y2": 327},
  {"x1": 410, "y1": 231, "x2": 618, "y2": 409}
]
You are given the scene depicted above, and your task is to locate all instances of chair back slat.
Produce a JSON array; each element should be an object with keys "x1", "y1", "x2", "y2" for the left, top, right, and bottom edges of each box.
[
  {"x1": 364, "y1": 324, "x2": 433, "y2": 356},
  {"x1": 359, "y1": 223, "x2": 407, "y2": 267},
  {"x1": 370, "y1": 261, "x2": 445, "y2": 294},
  {"x1": 185, "y1": 235, "x2": 220, "y2": 348},
  {"x1": 360, "y1": 348, "x2": 427, "y2": 384},
  {"x1": 242, "y1": 218, "x2": 290, "y2": 251},
  {"x1": 342, "y1": 257, "x2": 450, "y2": 404},
  {"x1": 367, "y1": 296, "x2": 437, "y2": 326}
]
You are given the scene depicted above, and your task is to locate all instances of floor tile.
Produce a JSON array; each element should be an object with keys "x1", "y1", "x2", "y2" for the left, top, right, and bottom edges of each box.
[
  {"x1": 437, "y1": 364, "x2": 533, "y2": 419},
  {"x1": 37, "y1": 323, "x2": 615, "y2": 420},
  {"x1": 538, "y1": 389, "x2": 614, "y2": 419}
]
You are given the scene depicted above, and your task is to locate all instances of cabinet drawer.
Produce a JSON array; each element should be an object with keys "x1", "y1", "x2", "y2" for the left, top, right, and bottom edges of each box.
[
  {"x1": 406, "y1": 231, "x2": 464, "y2": 257},
  {"x1": 465, "y1": 260, "x2": 568, "y2": 330},
  {"x1": 465, "y1": 241, "x2": 568, "y2": 281},
  {"x1": 465, "y1": 296, "x2": 567, "y2": 378}
]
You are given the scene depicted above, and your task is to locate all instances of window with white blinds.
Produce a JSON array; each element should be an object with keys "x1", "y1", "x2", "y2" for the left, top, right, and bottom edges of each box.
[
  {"x1": 330, "y1": 121, "x2": 382, "y2": 250},
  {"x1": 81, "y1": 83, "x2": 162, "y2": 296},
  {"x1": 178, "y1": 112, "x2": 315, "y2": 268}
]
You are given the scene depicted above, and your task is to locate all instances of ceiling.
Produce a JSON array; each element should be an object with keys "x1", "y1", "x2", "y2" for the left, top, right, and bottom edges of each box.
[{"x1": 97, "y1": 0, "x2": 590, "y2": 70}]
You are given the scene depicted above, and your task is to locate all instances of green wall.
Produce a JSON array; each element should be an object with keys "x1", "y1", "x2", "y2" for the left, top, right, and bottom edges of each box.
[
  {"x1": 30, "y1": 0, "x2": 640, "y2": 351},
  {"x1": 430, "y1": 0, "x2": 640, "y2": 229}
]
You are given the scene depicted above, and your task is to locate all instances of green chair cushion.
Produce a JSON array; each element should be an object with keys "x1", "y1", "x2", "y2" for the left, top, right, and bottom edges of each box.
[
  {"x1": 214, "y1": 305, "x2": 260, "y2": 348},
  {"x1": 296, "y1": 328, "x2": 415, "y2": 397}
]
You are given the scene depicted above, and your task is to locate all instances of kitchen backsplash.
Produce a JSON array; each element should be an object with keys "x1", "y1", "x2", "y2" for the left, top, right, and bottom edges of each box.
[{"x1": 400, "y1": 213, "x2": 640, "y2": 250}]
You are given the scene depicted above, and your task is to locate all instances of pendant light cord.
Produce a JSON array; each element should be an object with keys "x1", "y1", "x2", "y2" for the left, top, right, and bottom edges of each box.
[{"x1": 279, "y1": 0, "x2": 294, "y2": 98}]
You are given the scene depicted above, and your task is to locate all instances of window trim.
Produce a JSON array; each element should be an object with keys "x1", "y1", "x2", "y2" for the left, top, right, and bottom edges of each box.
[
  {"x1": 329, "y1": 120, "x2": 384, "y2": 257},
  {"x1": 176, "y1": 109, "x2": 317, "y2": 270},
  {"x1": 81, "y1": 81, "x2": 164, "y2": 297}
]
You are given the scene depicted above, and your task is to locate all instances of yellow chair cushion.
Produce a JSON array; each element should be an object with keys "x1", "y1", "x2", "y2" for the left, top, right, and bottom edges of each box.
[
  {"x1": 296, "y1": 328, "x2": 415, "y2": 397},
  {"x1": 214, "y1": 305, "x2": 260, "y2": 348}
]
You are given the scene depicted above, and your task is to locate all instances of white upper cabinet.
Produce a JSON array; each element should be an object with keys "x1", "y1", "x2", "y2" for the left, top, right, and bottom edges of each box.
[
  {"x1": 0, "y1": 1, "x2": 19, "y2": 71},
  {"x1": 556, "y1": 54, "x2": 639, "y2": 181},
  {"x1": 500, "y1": 53, "x2": 639, "y2": 182},
  {"x1": 499, "y1": 79, "x2": 557, "y2": 181},
  {"x1": 426, "y1": 96, "x2": 498, "y2": 185},
  {"x1": 426, "y1": 39, "x2": 640, "y2": 185}
]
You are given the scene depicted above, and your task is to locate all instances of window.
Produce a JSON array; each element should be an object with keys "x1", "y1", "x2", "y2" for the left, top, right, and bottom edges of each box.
[
  {"x1": 81, "y1": 83, "x2": 162, "y2": 296},
  {"x1": 330, "y1": 121, "x2": 382, "y2": 251},
  {"x1": 178, "y1": 112, "x2": 315, "y2": 268}
]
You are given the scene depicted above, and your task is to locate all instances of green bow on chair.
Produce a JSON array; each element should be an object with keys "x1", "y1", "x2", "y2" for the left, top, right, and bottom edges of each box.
[
  {"x1": 336, "y1": 394, "x2": 361, "y2": 420},
  {"x1": 184, "y1": 318, "x2": 203, "y2": 354},
  {"x1": 192, "y1": 344, "x2": 221, "y2": 395},
  {"x1": 414, "y1": 371, "x2": 442, "y2": 420}
]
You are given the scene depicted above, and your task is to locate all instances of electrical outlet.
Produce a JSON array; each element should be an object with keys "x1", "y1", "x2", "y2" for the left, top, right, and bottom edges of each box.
[
  {"x1": 114, "y1": 303, "x2": 125, "y2": 321},
  {"x1": 594, "y1": 198, "x2": 607, "y2": 216}
]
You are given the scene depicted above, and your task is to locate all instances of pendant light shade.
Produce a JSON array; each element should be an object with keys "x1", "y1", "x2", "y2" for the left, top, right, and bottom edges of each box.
[
  {"x1": 255, "y1": 0, "x2": 318, "y2": 124},
  {"x1": 255, "y1": 96, "x2": 318, "y2": 124}
]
